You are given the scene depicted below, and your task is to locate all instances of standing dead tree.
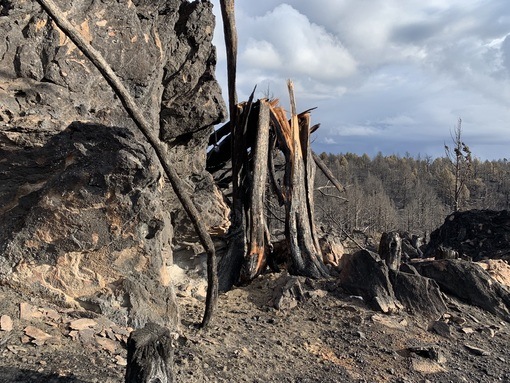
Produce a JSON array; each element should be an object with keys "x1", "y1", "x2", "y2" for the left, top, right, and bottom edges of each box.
[
  {"x1": 35, "y1": 0, "x2": 218, "y2": 328},
  {"x1": 444, "y1": 118, "x2": 472, "y2": 212},
  {"x1": 210, "y1": 81, "x2": 341, "y2": 291}
]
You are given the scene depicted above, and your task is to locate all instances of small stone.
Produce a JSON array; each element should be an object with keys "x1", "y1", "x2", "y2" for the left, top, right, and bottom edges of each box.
[
  {"x1": 306, "y1": 289, "x2": 328, "y2": 299},
  {"x1": 20, "y1": 303, "x2": 42, "y2": 320},
  {"x1": 407, "y1": 345, "x2": 446, "y2": 363},
  {"x1": 68, "y1": 330, "x2": 79, "y2": 341},
  {"x1": 464, "y1": 343, "x2": 490, "y2": 356},
  {"x1": 0, "y1": 315, "x2": 13, "y2": 331},
  {"x1": 115, "y1": 355, "x2": 127, "y2": 366},
  {"x1": 78, "y1": 328, "x2": 96, "y2": 345},
  {"x1": 461, "y1": 327, "x2": 474, "y2": 334},
  {"x1": 430, "y1": 321, "x2": 451, "y2": 338},
  {"x1": 69, "y1": 318, "x2": 97, "y2": 331},
  {"x1": 411, "y1": 358, "x2": 446, "y2": 374},
  {"x1": 24, "y1": 326, "x2": 52, "y2": 345},
  {"x1": 105, "y1": 328, "x2": 116, "y2": 340},
  {"x1": 371, "y1": 314, "x2": 406, "y2": 331},
  {"x1": 44, "y1": 309, "x2": 61, "y2": 322},
  {"x1": 95, "y1": 336, "x2": 117, "y2": 354},
  {"x1": 111, "y1": 325, "x2": 130, "y2": 337},
  {"x1": 451, "y1": 315, "x2": 466, "y2": 325}
]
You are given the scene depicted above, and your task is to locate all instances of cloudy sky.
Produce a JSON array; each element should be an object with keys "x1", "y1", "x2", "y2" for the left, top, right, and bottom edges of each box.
[{"x1": 210, "y1": 0, "x2": 510, "y2": 160}]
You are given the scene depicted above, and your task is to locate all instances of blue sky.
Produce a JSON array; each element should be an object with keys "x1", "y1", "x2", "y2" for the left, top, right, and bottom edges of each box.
[{"x1": 210, "y1": 1, "x2": 510, "y2": 160}]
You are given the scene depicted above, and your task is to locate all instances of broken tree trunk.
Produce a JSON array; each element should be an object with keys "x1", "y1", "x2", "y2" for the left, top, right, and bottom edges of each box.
[
  {"x1": 209, "y1": 86, "x2": 340, "y2": 287},
  {"x1": 125, "y1": 323, "x2": 173, "y2": 383},
  {"x1": 274, "y1": 81, "x2": 329, "y2": 278},
  {"x1": 36, "y1": 0, "x2": 217, "y2": 328},
  {"x1": 220, "y1": 0, "x2": 238, "y2": 120},
  {"x1": 241, "y1": 99, "x2": 271, "y2": 281},
  {"x1": 217, "y1": 96, "x2": 255, "y2": 292}
]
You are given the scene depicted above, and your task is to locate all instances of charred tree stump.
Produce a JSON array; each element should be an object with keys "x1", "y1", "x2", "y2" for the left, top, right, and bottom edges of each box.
[
  {"x1": 210, "y1": 85, "x2": 342, "y2": 287},
  {"x1": 277, "y1": 81, "x2": 329, "y2": 278},
  {"x1": 125, "y1": 323, "x2": 174, "y2": 383},
  {"x1": 241, "y1": 99, "x2": 271, "y2": 281},
  {"x1": 218, "y1": 96, "x2": 255, "y2": 292},
  {"x1": 379, "y1": 231, "x2": 402, "y2": 271}
]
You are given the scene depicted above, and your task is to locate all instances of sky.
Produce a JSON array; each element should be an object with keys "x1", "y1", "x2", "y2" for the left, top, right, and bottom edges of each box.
[{"x1": 209, "y1": 0, "x2": 510, "y2": 160}]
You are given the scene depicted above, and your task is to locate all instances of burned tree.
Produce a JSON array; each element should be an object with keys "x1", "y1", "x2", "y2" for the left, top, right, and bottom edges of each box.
[
  {"x1": 125, "y1": 323, "x2": 174, "y2": 383},
  {"x1": 444, "y1": 118, "x2": 472, "y2": 212},
  {"x1": 209, "y1": 81, "x2": 341, "y2": 290}
]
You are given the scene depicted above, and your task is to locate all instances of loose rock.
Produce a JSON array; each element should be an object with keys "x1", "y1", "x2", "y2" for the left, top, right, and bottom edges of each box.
[{"x1": 0, "y1": 315, "x2": 13, "y2": 332}]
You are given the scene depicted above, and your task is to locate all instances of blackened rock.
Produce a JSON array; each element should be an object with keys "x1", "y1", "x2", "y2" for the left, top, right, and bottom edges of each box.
[
  {"x1": 390, "y1": 270, "x2": 447, "y2": 319},
  {"x1": 424, "y1": 210, "x2": 510, "y2": 261},
  {"x1": 339, "y1": 250, "x2": 399, "y2": 313},
  {"x1": 271, "y1": 274, "x2": 305, "y2": 311},
  {"x1": 0, "y1": 0, "x2": 227, "y2": 329},
  {"x1": 413, "y1": 259, "x2": 510, "y2": 322}
]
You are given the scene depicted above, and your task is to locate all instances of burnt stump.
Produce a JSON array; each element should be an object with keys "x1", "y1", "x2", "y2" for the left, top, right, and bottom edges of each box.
[{"x1": 125, "y1": 322, "x2": 174, "y2": 383}]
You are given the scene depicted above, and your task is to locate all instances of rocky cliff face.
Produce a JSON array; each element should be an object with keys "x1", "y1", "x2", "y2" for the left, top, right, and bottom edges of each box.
[{"x1": 0, "y1": 0, "x2": 227, "y2": 328}]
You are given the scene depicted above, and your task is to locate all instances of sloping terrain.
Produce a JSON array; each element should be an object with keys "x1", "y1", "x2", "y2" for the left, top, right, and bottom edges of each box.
[{"x1": 1, "y1": 271, "x2": 509, "y2": 383}]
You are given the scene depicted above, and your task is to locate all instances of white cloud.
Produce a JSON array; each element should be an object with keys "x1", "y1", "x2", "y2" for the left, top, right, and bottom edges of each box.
[
  {"x1": 320, "y1": 137, "x2": 337, "y2": 145},
  {"x1": 211, "y1": 0, "x2": 510, "y2": 159},
  {"x1": 237, "y1": 4, "x2": 357, "y2": 82},
  {"x1": 242, "y1": 39, "x2": 282, "y2": 70}
]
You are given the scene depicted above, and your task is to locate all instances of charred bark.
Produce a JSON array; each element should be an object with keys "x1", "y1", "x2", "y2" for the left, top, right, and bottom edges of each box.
[
  {"x1": 269, "y1": 82, "x2": 329, "y2": 279},
  {"x1": 218, "y1": 94, "x2": 256, "y2": 291},
  {"x1": 125, "y1": 323, "x2": 173, "y2": 383},
  {"x1": 241, "y1": 100, "x2": 271, "y2": 281}
]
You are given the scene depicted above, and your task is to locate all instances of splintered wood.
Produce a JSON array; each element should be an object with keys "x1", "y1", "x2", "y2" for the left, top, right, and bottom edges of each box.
[{"x1": 209, "y1": 80, "x2": 343, "y2": 290}]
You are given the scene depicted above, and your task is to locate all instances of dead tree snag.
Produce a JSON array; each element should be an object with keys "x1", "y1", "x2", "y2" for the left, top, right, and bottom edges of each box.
[
  {"x1": 243, "y1": 100, "x2": 271, "y2": 281},
  {"x1": 210, "y1": 82, "x2": 342, "y2": 289}
]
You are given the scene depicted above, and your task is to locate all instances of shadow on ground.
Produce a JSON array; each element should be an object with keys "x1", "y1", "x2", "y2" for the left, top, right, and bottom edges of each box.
[{"x1": 0, "y1": 368, "x2": 88, "y2": 383}]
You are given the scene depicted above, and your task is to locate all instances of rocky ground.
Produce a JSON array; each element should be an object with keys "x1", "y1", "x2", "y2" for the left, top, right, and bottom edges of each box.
[{"x1": 1, "y1": 268, "x2": 509, "y2": 383}]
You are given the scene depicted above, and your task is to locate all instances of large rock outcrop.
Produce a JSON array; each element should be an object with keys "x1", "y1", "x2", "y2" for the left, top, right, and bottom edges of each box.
[
  {"x1": 0, "y1": 0, "x2": 227, "y2": 328},
  {"x1": 424, "y1": 210, "x2": 510, "y2": 261}
]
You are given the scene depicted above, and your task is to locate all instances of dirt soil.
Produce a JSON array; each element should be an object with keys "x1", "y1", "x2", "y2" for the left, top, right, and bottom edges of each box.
[{"x1": 0, "y1": 271, "x2": 509, "y2": 383}]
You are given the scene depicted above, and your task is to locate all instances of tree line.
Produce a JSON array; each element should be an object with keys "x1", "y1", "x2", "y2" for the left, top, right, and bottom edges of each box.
[{"x1": 313, "y1": 151, "x2": 510, "y2": 238}]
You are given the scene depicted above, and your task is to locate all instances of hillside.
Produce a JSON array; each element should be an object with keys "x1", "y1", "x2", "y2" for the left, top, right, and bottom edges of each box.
[{"x1": 1, "y1": 271, "x2": 509, "y2": 382}]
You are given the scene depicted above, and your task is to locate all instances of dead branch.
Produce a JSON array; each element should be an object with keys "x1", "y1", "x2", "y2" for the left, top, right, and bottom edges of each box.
[
  {"x1": 317, "y1": 188, "x2": 348, "y2": 201},
  {"x1": 36, "y1": 0, "x2": 218, "y2": 328},
  {"x1": 317, "y1": 205, "x2": 365, "y2": 251},
  {"x1": 313, "y1": 152, "x2": 345, "y2": 194},
  {"x1": 220, "y1": 0, "x2": 238, "y2": 123}
]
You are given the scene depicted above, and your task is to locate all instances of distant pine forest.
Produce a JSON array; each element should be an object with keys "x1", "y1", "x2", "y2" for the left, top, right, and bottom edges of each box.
[{"x1": 312, "y1": 152, "x2": 510, "y2": 237}]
